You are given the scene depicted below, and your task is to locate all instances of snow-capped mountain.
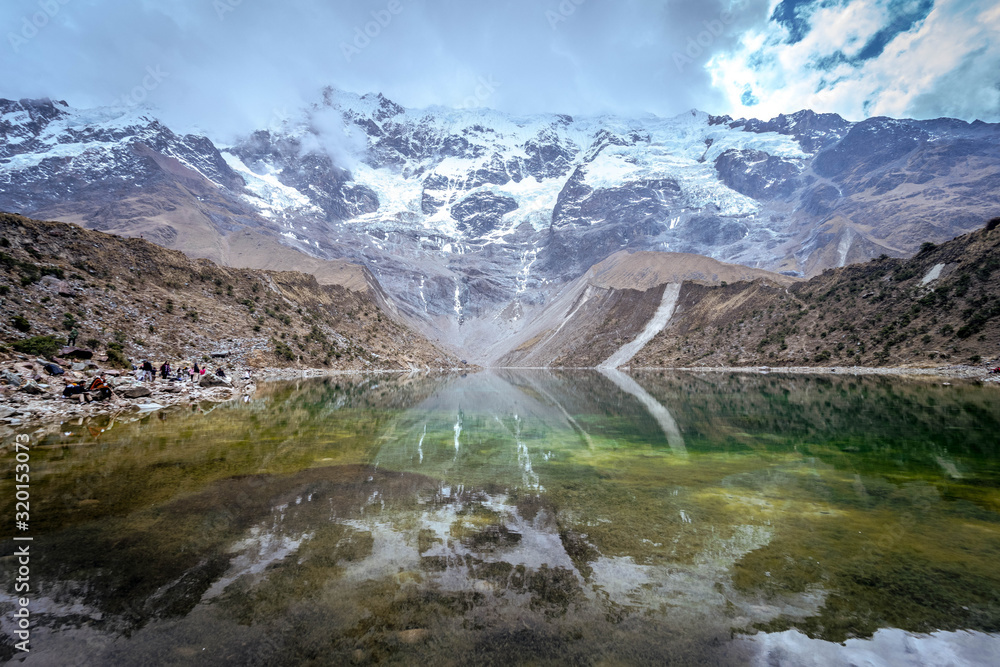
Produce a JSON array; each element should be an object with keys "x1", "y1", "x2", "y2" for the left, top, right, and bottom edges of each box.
[{"x1": 2, "y1": 91, "x2": 999, "y2": 355}]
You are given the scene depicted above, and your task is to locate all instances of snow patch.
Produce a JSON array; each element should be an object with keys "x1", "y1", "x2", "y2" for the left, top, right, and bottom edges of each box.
[
  {"x1": 222, "y1": 151, "x2": 320, "y2": 215},
  {"x1": 600, "y1": 283, "x2": 682, "y2": 369},
  {"x1": 921, "y1": 263, "x2": 945, "y2": 285}
]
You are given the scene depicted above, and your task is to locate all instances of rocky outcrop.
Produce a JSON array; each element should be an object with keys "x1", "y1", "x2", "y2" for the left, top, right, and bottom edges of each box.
[
  {"x1": 714, "y1": 149, "x2": 802, "y2": 201},
  {"x1": 451, "y1": 191, "x2": 518, "y2": 237},
  {"x1": 199, "y1": 374, "x2": 232, "y2": 388}
]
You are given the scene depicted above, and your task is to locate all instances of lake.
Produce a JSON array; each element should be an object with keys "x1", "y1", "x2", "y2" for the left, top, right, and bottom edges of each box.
[{"x1": 3, "y1": 370, "x2": 1000, "y2": 665}]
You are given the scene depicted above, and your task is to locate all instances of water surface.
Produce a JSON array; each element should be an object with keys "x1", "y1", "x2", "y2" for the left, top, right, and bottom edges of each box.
[{"x1": 2, "y1": 370, "x2": 1000, "y2": 665}]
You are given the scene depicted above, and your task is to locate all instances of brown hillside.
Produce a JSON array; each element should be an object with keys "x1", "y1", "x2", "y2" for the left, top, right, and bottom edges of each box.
[
  {"x1": 495, "y1": 251, "x2": 795, "y2": 367},
  {"x1": 589, "y1": 250, "x2": 797, "y2": 290},
  {"x1": 631, "y1": 218, "x2": 1000, "y2": 368},
  {"x1": 0, "y1": 213, "x2": 455, "y2": 370}
]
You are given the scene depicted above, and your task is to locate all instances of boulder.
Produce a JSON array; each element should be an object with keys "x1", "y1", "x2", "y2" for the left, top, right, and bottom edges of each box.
[
  {"x1": 19, "y1": 381, "x2": 44, "y2": 395},
  {"x1": 211, "y1": 350, "x2": 230, "y2": 358},
  {"x1": 122, "y1": 386, "x2": 152, "y2": 399},
  {"x1": 1, "y1": 371, "x2": 24, "y2": 387},
  {"x1": 199, "y1": 374, "x2": 232, "y2": 388},
  {"x1": 0, "y1": 406, "x2": 17, "y2": 419},
  {"x1": 161, "y1": 385, "x2": 182, "y2": 393},
  {"x1": 71, "y1": 362, "x2": 87, "y2": 371},
  {"x1": 104, "y1": 370, "x2": 121, "y2": 377},
  {"x1": 51, "y1": 356, "x2": 72, "y2": 367}
]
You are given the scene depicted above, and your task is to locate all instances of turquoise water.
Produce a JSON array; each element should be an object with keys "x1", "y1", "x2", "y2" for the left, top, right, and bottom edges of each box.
[{"x1": 2, "y1": 370, "x2": 1000, "y2": 665}]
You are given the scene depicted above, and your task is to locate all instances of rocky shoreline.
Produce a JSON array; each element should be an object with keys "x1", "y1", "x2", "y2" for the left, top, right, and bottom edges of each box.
[
  {"x1": 0, "y1": 356, "x2": 253, "y2": 439},
  {"x1": 3, "y1": 360, "x2": 997, "y2": 440},
  {"x1": 0, "y1": 355, "x2": 477, "y2": 439},
  {"x1": 649, "y1": 363, "x2": 1000, "y2": 382}
]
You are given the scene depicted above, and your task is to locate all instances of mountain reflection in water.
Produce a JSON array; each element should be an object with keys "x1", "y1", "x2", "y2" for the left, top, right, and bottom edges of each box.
[{"x1": 2, "y1": 370, "x2": 1000, "y2": 666}]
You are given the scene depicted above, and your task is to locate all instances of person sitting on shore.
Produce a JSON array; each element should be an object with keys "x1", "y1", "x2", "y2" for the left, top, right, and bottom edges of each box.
[
  {"x1": 88, "y1": 376, "x2": 112, "y2": 401},
  {"x1": 63, "y1": 381, "x2": 89, "y2": 402},
  {"x1": 215, "y1": 367, "x2": 226, "y2": 378}
]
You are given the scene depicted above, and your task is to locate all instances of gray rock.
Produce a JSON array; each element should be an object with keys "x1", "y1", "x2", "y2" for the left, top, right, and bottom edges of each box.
[
  {"x1": 199, "y1": 374, "x2": 232, "y2": 388},
  {"x1": 1, "y1": 371, "x2": 23, "y2": 387},
  {"x1": 0, "y1": 406, "x2": 17, "y2": 419},
  {"x1": 71, "y1": 363, "x2": 87, "y2": 371},
  {"x1": 122, "y1": 386, "x2": 152, "y2": 399},
  {"x1": 211, "y1": 350, "x2": 230, "y2": 358},
  {"x1": 19, "y1": 381, "x2": 44, "y2": 395}
]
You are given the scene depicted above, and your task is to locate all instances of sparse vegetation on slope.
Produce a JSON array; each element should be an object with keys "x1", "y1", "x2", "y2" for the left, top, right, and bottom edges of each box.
[
  {"x1": 0, "y1": 213, "x2": 455, "y2": 370},
  {"x1": 632, "y1": 218, "x2": 1000, "y2": 368}
]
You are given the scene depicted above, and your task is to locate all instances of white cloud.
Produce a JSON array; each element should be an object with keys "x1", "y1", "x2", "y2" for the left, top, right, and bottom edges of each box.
[
  {"x1": 0, "y1": 0, "x2": 995, "y2": 132},
  {"x1": 708, "y1": 0, "x2": 1000, "y2": 121}
]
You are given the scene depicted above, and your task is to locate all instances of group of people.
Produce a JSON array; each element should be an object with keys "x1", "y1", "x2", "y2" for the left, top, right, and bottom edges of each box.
[
  {"x1": 63, "y1": 375, "x2": 112, "y2": 403},
  {"x1": 133, "y1": 359, "x2": 228, "y2": 383}
]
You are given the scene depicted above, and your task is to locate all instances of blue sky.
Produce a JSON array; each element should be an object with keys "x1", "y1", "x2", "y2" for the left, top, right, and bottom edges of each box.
[{"x1": 0, "y1": 0, "x2": 997, "y2": 139}]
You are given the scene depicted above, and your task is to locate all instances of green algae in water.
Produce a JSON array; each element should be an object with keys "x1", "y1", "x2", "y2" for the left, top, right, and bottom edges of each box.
[{"x1": 2, "y1": 370, "x2": 1000, "y2": 664}]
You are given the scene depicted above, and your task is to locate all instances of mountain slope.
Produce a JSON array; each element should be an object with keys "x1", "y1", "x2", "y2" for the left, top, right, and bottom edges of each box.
[
  {"x1": 0, "y1": 213, "x2": 455, "y2": 370},
  {"x1": 629, "y1": 218, "x2": 1000, "y2": 368},
  {"x1": 494, "y1": 251, "x2": 796, "y2": 367}
]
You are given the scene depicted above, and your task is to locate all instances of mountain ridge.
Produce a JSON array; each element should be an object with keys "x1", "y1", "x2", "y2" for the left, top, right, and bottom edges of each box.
[{"x1": 2, "y1": 90, "x2": 999, "y2": 356}]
